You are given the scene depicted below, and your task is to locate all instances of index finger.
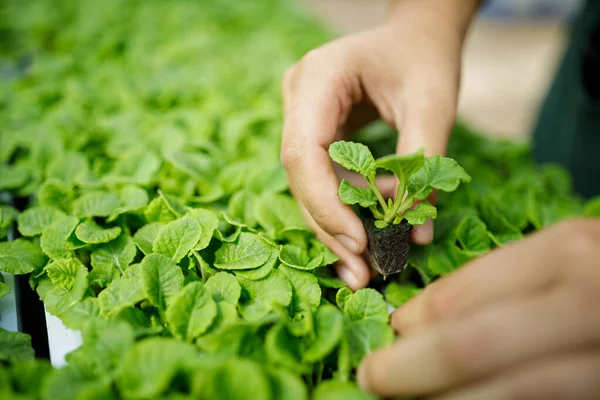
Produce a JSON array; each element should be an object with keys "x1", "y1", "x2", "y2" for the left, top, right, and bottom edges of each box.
[{"x1": 281, "y1": 61, "x2": 368, "y2": 255}]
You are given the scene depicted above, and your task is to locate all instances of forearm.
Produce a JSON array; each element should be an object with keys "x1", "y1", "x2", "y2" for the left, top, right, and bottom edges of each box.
[{"x1": 387, "y1": 0, "x2": 482, "y2": 40}]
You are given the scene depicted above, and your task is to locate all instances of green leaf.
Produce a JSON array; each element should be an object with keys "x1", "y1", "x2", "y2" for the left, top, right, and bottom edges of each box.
[
  {"x1": 346, "y1": 319, "x2": 395, "y2": 367},
  {"x1": 116, "y1": 338, "x2": 199, "y2": 400},
  {"x1": 0, "y1": 281, "x2": 9, "y2": 299},
  {"x1": 45, "y1": 258, "x2": 86, "y2": 290},
  {"x1": 234, "y1": 247, "x2": 279, "y2": 280},
  {"x1": 43, "y1": 267, "x2": 89, "y2": 317},
  {"x1": 238, "y1": 270, "x2": 293, "y2": 322},
  {"x1": 0, "y1": 164, "x2": 28, "y2": 190},
  {"x1": 0, "y1": 328, "x2": 35, "y2": 363},
  {"x1": 205, "y1": 272, "x2": 242, "y2": 305},
  {"x1": 8, "y1": 359, "x2": 53, "y2": 396},
  {"x1": 303, "y1": 304, "x2": 344, "y2": 362},
  {"x1": 0, "y1": 205, "x2": 18, "y2": 240},
  {"x1": 73, "y1": 191, "x2": 122, "y2": 218},
  {"x1": 133, "y1": 222, "x2": 164, "y2": 255},
  {"x1": 584, "y1": 196, "x2": 600, "y2": 217},
  {"x1": 91, "y1": 234, "x2": 137, "y2": 275},
  {"x1": 336, "y1": 287, "x2": 353, "y2": 311},
  {"x1": 98, "y1": 276, "x2": 146, "y2": 317},
  {"x1": 75, "y1": 220, "x2": 121, "y2": 244},
  {"x1": 0, "y1": 239, "x2": 47, "y2": 275},
  {"x1": 60, "y1": 298, "x2": 101, "y2": 330},
  {"x1": 144, "y1": 196, "x2": 177, "y2": 223},
  {"x1": 338, "y1": 179, "x2": 377, "y2": 207},
  {"x1": 214, "y1": 232, "x2": 272, "y2": 270},
  {"x1": 313, "y1": 380, "x2": 376, "y2": 400},
  {"x1": 278, "y1": 244, "x2": 323, "y2": 271},
  {"x1": 47, "y1": 152, "x2": 89, "y2": 186},
  {"x1": 17, "y1": 206, "x2": 66, "y2": 236},
  {"x1": 153, "y1": 216, "x2": 202, "y2": 262},
  {"x1": 329, "y1": 141, "x2": 376, "y2": 179},
  {"x1": 166, "y1": 281, "x2": 218, "y2": 341},
  {"x1": 201, "y1": 358, "x2": 272, "y2": 400},
  {"x1": 254, "y1": 193, "x2": 307, "y2": 237},
  {"x1": 375, "y1": 149, "x2": 425, "y2": 183},
  {"x1": 408, "y1": 155, "x2": 471, "y2": 200},
  {"x1": 402, "y1": 200, "x2": 437, "y2": 226},
  {"x1": 455, "y1": 215, "x2": 491, "y2": 255},
  {"x1": 188, "y1": 208, "x2": 219, "y2": 250},
  {"x1": 38, "y1": 179, "x2": 72, "y2": 213},
  {"x1": 344, "y1": 288, "x2": 389, "y2": 323},
  {"x1": 141, "y1": 253, "x2": 185, "y2": 311},
  {"x1": 279, "y1": 264, "x2": 321, "y2": 311},
  {"x1": 385, "y1": 281, "x2": 422, "y2": 308},
  {"x1": 265, "y1": 323, "x2": 310, "y2": 374},
  {"x1": 267, "y1": 368, "x2": 308, "y2": 400},
  {"x1": 107, "y1": 185, "x2": 149, "y2": 221},
  {"x1": 40, "y1": 215, "x2": 79, "y2": 259}
]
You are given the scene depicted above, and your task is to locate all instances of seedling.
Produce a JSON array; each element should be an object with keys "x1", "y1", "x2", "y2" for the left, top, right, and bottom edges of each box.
[{"x1": 328, "y1": 141, "x2": 471, "y2": 276}]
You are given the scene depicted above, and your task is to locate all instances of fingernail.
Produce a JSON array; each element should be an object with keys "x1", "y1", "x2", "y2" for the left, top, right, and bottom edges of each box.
[
  {"x1": 338, "y1": 266, "x2": 358, "y2": 289},
  {"x1": 335, "y1": 234, "x2": 360, "y2": 254}
]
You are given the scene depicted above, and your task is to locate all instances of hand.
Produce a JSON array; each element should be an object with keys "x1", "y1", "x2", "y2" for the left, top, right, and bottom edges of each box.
[
  {"x1": 280, "y1": 0, "x2": 477, "y2": 290},
  {"x1": 357, "y1": 218, "x2": 600, "y2": 399}
]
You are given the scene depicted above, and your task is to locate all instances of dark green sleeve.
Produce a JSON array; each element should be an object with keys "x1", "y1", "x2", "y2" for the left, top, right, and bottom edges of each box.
[{"x1": 532, "y1": 0, "x2": 600, "y2": 199}]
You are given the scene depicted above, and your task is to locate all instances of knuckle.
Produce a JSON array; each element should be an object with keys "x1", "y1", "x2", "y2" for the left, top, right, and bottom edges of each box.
[
  {"x1": 556, "y1": 218, "x2": 600, "y2": 260},
  {"x1": 280, "y1": 140, "x2": 305, "y2": 172},
  {"x1": 421, "y1": 283, "x2": 457, "y2": 323}
]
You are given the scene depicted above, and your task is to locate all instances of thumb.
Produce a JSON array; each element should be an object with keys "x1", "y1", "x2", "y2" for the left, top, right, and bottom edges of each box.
[{"x1": 395, "y1": 95, "x2": 456, "y2": 244}]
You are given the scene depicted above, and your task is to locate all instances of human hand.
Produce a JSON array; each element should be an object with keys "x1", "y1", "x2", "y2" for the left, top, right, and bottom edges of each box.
[
  {"x1": 357, "y1": 218, "x2": 600, "y2": 399},
  {"x1": 281, "y1": 0, "x2": 479, "y2": 290}
]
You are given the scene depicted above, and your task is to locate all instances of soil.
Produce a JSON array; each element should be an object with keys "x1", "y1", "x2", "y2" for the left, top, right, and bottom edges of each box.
[{"x1": 362, "y1": 217, "x2": 413, "y2": 277}]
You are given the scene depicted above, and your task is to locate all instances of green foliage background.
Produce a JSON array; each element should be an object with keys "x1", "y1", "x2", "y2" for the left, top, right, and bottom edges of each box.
[{"x1": 0, "y1": 0, "x2": 598, "y2": 399}]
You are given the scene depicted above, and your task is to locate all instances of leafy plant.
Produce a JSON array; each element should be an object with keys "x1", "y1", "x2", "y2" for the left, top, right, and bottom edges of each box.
[{"x1": 329, "y1": 141, "x2": 471, "y2": 229}]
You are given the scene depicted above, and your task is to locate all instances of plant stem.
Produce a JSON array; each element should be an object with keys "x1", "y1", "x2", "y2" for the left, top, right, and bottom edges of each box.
[
  {"x1": 367, "y1": 178, "x2": 389, "y2": 214},
  {"x1": 384, "y1": 181, "x2": 408, "y2": 223}
]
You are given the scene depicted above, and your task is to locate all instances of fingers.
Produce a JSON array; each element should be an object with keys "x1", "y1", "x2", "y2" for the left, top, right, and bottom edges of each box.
[
  {"x1": 297, "y1": 201, "x2": 370, "y2": 291},
  {"x1": 358, "y1": 287, "x2": 600, "y2": 398},
  {"x1": 391, "y1": 219, "x2": 600, "y2": 334},
  {"x1": 396, "y1": 74, "x2": 458, "y2": 245},
  {"x1": 281, "y1": 49, "x2": 369, "y2": 256},
  {"x1": 434, "y1": 352, "x2": 600, "y2": 400}
]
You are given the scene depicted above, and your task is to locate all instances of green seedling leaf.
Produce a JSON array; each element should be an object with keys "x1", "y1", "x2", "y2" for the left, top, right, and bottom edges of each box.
[
  {"x1": 375, "y1": 149, "x2": 425, "y2": 183},
  {"x1": 45, "y1": 258, "x2": 87, "y2": 290},
  {"x1": 141, "y1": 253, "x2": 184, "y2": 311},
  {"x1": 75, "y1": 220, "x2": 121, "y2": 244},
  {"x1": 344, "y1": 288, "x2": 389, "y2": 323},
  {"x1": 40, "y1": 215, "x2": 79, "y2": 260},
  {"x1": 201, "y1": 358, "x2": 272, "y2": 400},
  {"x1": 38, "y1": 179, "x2": 73, "y2": 213},
  {"x1": 0, "y1": 328, "x2": 35, "y2": 363},
  {"x1": 408, "y1": 155, "x2": 472, "y2": 200},
  {"x1": 385, "y1": 281, "x2": 422, "y2": 308},
  {"x1": 0, "y1": 205, "x2": 18, "y2": 240},
  {"x1": 338, "y1": 179, "x2": 377, "y2": 207},
  {"x1": 346, "y1": 319, "x2": 394, "y2": 367},
  {"x1": 313, "y1": 380, "x2": 377, "y2": 400},
  {"x1": 0, "y1": 164, "x2": 29, "y2": 190},
  {"x1": 73, "y1": 191, "x2": 122, "y2": 218},
  {"x1": 91, "y1": 235, "x2": 137, "y2": 275},
  {"x1": 107, "y1": 185, "x2": 149, "y2": 221},
  {"x1": 335, "y1": 287, "x2": 353, "y2": 311},
  {"x1": 265, "y1": 323, "x2": 310, "y2": 374},
  {"x1": 278, "y1": 244, "x2": 323, "y2": 271},
  {"x1": 133, "y1": 222, "x2": 165, "y2": 256},
  {"x1": 455, "y1": 215, "x2": 491, "y2": 255},
  {"x1": 98, "y1": 276, "x2": 146, "y2": 317},
  {"x1": 402, "y1": 200, "x2": 437, "y2": 226},
  {"x1": 166, "y1": 281, "x2": 218, "y2": 341},
  {"x1": 188, "y1": 208, "x2": 219, "y2": 250},
  {"x1": 153, "y1": 216, "x2": 202, "y2": 263},
  {"x1": 267, "y1": 368, "x2": 308, "y2": 400},
  {"x1": 214, "y1": 232, "x2": 272, "y2": 270},
  {"x1": 238, "y1": 269, "x2": 293, "y2": 322},
  {"x1": 303, "y1": 304, "x2": 344, "y2": 363},
  {"x1": 329, "y1": 141, "x2": 376, "y2": 179},
  {"x1": 234, "y1": 247, "x2": 279, "y2": 280},
  {"x1": 17, "y1": 206, "x2": 66, "y2": 237},
  {"x1": 0, "y1": 239, "x2": 47, "y2": 275}
]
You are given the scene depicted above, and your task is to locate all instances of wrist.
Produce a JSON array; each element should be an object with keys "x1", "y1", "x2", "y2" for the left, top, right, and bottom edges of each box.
[{"x1": 387, "y1": 0, "x2": 481, "y2": 41}]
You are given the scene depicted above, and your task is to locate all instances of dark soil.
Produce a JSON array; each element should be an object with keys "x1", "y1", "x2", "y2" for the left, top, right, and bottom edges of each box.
[{"x1": 362, "y1": 217, "x2": 412, "y2": 277}]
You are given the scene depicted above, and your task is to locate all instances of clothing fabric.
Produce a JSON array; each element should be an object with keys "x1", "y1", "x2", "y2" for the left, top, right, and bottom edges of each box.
[{"x1": 533, "y1": 0, "x2": 600, "y2": 199}]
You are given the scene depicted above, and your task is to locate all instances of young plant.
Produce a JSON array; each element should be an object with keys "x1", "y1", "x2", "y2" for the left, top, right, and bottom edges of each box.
[{"x1": 328, "y1": 141, "x2": 471, "y2": 276}]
